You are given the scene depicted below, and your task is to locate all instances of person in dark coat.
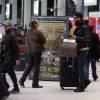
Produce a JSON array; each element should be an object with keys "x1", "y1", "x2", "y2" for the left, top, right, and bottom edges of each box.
[
  {"x1": 0, "y1": 22, "x2": 20, "y2": 94},
  {"x1": 19, "y1": 20, "x2": 46, "y2": 88},
  {"x1": 85, "y1": 25, "x2": 99, "y2": 81},
  {"x1": 73, "y1": 12, "x2": 91, "y2": 92}
]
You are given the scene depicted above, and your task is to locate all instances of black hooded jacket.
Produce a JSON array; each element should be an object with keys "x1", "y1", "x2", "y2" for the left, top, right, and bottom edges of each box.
[
  {"x1": 1, "y1": 29, "x2": 19, "y2": 59},
  {"x1": 74, "y1": 20, "x2": 91, "y2": 54},
  {"x1": 0, "y1": 29, "x2": 19, "y2": 72}
]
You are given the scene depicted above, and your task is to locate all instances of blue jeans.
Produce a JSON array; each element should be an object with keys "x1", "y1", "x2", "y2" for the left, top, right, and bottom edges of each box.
[
  {"x1": 84, "y1": 59, "x2": 97, "y2": 80},
  {"x1": 20, "y1": 52, "x2": 42, "y2": 86},
  {"x1": 72, "y1": 52, "x2": 88, "y2": 89}
]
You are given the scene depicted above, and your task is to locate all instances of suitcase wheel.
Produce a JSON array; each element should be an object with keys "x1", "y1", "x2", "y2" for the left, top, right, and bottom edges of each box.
[{"x1": 61, "y1": 87, "x2": 64, "y2": 90}]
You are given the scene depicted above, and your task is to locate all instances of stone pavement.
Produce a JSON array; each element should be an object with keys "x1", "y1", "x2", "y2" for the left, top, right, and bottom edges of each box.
[{"x1": 7, "y1": 62, "x2": 100, "y2": 100}]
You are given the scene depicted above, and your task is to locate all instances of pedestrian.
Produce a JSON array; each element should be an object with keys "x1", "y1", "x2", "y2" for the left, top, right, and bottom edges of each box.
[
  {"x1": 73, "y1": 12, "x2": 91, "y2": 92},
  {"x1": 85, "y1": 25, "x2": 99, "y2": 81},
  {"x1": 19, "y1": 20, "x2": 46, "y2": 88},
  {"x1": 0, "y1": 22, "x2": 20, "y2": 94}
]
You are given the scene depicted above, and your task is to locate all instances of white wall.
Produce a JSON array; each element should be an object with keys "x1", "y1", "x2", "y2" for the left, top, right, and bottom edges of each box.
[
  {"x1": 12, "y1": 0, "x2": 17, "y2": 24},
  {"x1": 24, "y1": 0, "x2": 31, "y2": 27}
]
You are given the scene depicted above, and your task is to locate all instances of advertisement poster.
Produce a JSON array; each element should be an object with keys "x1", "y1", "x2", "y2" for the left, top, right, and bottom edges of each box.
[
  {"x1": 89, "y1": 17, "x2": 96, "y2": 32},
  {"x1": 96, "y1": 18, "x2": 100, "y2": 39},
  {"x1": 29, "y1": 17, "x2": 67, "y2": 81}
]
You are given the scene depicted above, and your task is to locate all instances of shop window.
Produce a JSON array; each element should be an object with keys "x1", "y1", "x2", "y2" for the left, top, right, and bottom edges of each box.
[
  {"x1": 32, "y1": 0, "x2": 41, "y2": 16},
  {"x1": 47, "y1": 0, "x2": 54, "y2": 16},
  {"x1": 5, "y1": 3, "x2": 12, "y2": 20}
]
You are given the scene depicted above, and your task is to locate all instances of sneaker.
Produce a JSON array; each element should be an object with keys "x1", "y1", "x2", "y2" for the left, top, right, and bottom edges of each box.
[
  {"x1": 19, "y1": 80, "x2": 25, "y2": 87},
  {"x1": 5, "y1": 82, "x2": 10, "y2": 89},
  {"x1": 10, "y1": 88, "x2": 20, "y2": 94},
  {"x1": 32, "y1": 85, "x2": 43, "y2": 88}
]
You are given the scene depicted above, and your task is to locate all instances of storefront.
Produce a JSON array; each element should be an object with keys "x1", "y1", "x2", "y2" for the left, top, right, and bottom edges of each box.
[{"x1": 23, "y1": 0, "x2": 66, "y2": 27}]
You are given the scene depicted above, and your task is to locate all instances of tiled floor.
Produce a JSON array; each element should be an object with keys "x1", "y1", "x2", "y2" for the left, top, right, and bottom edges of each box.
[{"x1": 7, "y1": 62, "x2": 100, "y2": 100}]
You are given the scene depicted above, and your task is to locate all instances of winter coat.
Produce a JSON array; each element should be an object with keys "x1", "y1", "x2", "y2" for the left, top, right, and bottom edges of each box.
[
  {"x1": 0, "y1": 30, "x2": 19, "y2": 72},
  {"x1": 74, "y1": 20, "x2": 91, "y2": 54},
  {"x1": 26, "y1": 28, "x2": 46, "y2": 53}
]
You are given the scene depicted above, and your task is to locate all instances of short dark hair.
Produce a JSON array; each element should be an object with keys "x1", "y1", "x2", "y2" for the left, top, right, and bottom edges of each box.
[{"x1": 74, "y1": 12, "x2": 83, "y2": 19}]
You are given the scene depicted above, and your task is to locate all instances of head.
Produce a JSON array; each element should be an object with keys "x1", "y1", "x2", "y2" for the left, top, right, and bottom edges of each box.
[
  {"x1": 29, "y1": 20, "x2": 38, "y2": 29},
  {"x1": 74, "y1": 12, "x2": 83, "y2": 23},
  {"x1": 4, "y1": 22, "x2": 13, "y2": 31}
]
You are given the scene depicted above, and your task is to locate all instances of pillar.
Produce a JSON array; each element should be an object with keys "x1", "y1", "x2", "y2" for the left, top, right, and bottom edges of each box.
[
  {"x1": 57, "y1": 0, "x2": 66, "y2": 16},
  {"x1": 0, "y1": 0, "x2": 5, "y2": 22},
  {"x1": 84, "y1": 6, "x2": 88, "y2": 18},
  {"x1": 24, "y1": 0, "x2": 31, "y2": 27},
  {"x1": 41, "y1": 0, "x2": 47, "y2": 16},
  {"x1": 12, "y1": 0, "x2": 17, "y2": 24}
]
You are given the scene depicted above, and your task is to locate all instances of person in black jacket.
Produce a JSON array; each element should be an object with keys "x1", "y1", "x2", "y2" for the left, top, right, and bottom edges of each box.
[
  {"x1": 85, "y1": 25, "x2": 99, "y2": 81},
  {"x1": 0, "y1": 22, "x2": 20, "y2": 94},
  {"x1": 73, "y1": 12, "x2": 91, "y2": 92}
]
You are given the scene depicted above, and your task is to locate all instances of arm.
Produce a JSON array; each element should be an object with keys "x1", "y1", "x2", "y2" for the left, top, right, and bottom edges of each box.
[{"x1": 9, "y1": 35, "x2": 20, "y2": 65}]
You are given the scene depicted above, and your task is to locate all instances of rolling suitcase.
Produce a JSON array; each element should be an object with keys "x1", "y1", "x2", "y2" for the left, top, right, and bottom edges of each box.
[{"x1": 59, "y1": 58, "x2": 79, "y2": 90}]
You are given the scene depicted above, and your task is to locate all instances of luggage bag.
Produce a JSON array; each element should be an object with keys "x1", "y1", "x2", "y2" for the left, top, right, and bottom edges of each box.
[
  {"x1": 58, "y1": 40, "x2": 77, "y2": 57},
  {"x1": 59, "y1": 58, "x2": 79, "y2": 90}
]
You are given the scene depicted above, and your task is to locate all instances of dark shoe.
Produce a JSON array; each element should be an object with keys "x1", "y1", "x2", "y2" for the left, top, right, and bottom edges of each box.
[
  {"x1": 4, "y1": 81, "x2": 10, "y2": 89},
  {"x1": 10, "y1": 88, "x2": 20, "y2": 94},
  {"x1": 84, "y1": 79, "x2": 91, "y2": 89},
  {"x1": 93, "y1": 76, "x2": 98, "y2": 81},
  {"x1": 6, "y1": 83, "x2": 10, "y2": 89},
  {"x1": 74, "y1": 88, "x2": 84, "y2": 92},
  {"x1": 32, "y1": 85, "x2": 43, "y2": 88},
  {"x1": 1, "y1": 96, "x2": 8, "y2": 100},
  {"x1": 19, "y1": 80, "x2": 25, "y2": 87}
]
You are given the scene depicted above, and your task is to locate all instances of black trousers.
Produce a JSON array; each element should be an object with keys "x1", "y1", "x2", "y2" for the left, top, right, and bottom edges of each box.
[
  {"x1": 20, "y1": 52, "x2": 42, "y2": 86},
  {"x1": 3, "y1": 64, "x2": 19, "y2": 89}
]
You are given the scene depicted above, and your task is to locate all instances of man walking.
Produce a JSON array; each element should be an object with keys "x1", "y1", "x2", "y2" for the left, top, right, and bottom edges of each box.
[
  {"x1": 19, "y1": 20, "x2": 46, "y2": 88},
  {"x1": 73, "y1": 12, "x2": 91, "y2": 92},
  {"x1": 0, "y1": 22, "x2": 20, "y2": 94}
]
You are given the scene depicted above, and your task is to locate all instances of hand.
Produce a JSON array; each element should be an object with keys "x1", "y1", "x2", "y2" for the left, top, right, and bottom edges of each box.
[
  {"x1": 16, "y1": 60, "x2": 20, "y2": 66},
  {"x1": 70, "y1": 36, "x2": 76, "y2": 39}
]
